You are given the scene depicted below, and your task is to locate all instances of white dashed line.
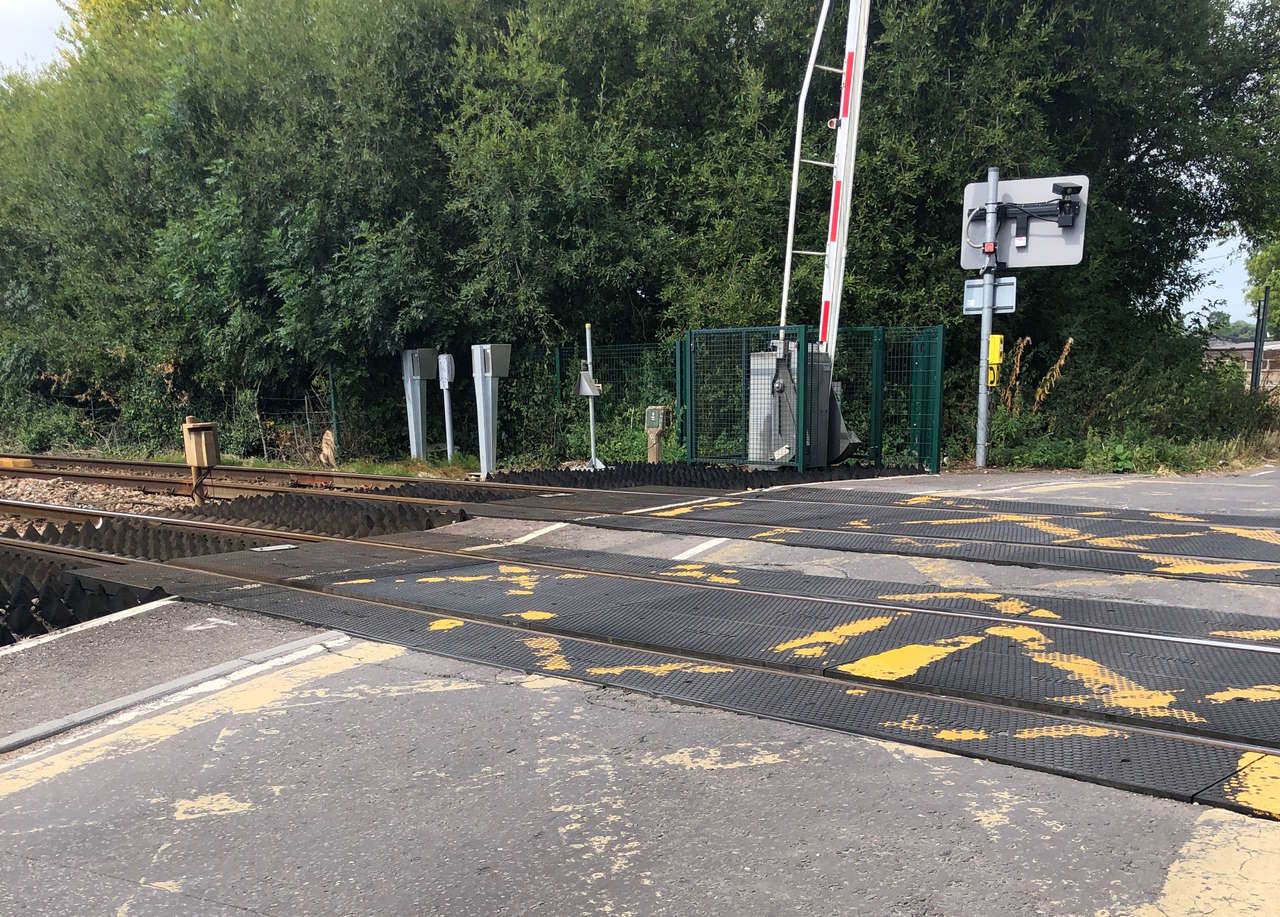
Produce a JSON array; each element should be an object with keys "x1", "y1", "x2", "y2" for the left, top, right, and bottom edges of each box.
[
  {"x1": 0, "y1": 597, "x2": 176, "y2": 658},
  {"x1": 672, "y1": 537, "x2": 729, "y2": 561}
]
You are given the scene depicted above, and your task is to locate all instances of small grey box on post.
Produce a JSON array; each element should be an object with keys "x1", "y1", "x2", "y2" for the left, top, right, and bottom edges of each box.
[
  {"x1": 472, "y1": 343, "x2": 512, "y2": 478},
  {"x1": 401, "y1": 348, "x2": 438, "y2": 460}
]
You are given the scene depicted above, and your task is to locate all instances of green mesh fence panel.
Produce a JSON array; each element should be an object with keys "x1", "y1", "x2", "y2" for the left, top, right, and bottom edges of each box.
[
  {"x1": 682, "y1": 324, "x2": 944, "y2": 472},
  {"x1": 555, "y1": 341, "x2": 681, "y2": 464}
]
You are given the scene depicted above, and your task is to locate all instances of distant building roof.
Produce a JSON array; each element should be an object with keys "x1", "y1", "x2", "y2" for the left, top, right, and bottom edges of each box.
[{"x1": 1207, "y1": 337, "x2": 1280, "y2": 351}]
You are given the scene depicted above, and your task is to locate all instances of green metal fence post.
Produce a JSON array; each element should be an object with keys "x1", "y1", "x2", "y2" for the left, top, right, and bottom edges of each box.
[
  {"x1": 673, "y1": 341, "x2": 682, "y2": 449},
  {"x1": 910, "y1": 330, "x2": 929, "y2": 465},
  {"x1": 685, "y1": 330, "x2": 696, "y2": 463},
  {"x1": 929, "y1": 325, "x2": 944, "y2": 474},
  {"x1": 869, "y1": 328, "x2": 884, "y2": 465},
  {"x1": 795, "y1": 325, "x2": 808, "y2": 471},
  {"x1": 553, "y1": 344, "x2": 563, "y2": 460},
  {"x1": 740, "y1": 332, "x2": 749, "y2": 462}
]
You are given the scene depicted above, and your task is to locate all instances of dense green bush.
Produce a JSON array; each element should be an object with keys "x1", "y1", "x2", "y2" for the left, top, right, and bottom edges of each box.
[{"x1": 0, "y1": 0, "x2": 1276, "y2": 466}]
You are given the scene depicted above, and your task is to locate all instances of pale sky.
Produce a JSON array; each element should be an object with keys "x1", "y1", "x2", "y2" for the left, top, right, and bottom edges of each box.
[
  {"x1": 0, "y1": 0, "x2": 69, "y2": 74},
  {"x1": 0, "y1": 0, "x2": 1261, "y2": 321}
]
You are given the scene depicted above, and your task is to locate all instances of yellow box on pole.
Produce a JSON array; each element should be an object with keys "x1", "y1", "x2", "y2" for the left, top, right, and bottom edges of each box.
[{"x1": 988, "y1": 334, "x2": 1004, "y2": 366}]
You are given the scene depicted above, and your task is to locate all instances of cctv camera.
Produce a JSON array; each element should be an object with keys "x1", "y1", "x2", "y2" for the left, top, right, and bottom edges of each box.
[{"x1": 1052, "y1": 182, "x2": 1082, "y2": 197}]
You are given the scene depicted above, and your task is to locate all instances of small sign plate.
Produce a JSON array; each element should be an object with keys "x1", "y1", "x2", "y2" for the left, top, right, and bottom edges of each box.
[{"x1": 963, "y1": 277, "x2": 1017, "y2": 316}]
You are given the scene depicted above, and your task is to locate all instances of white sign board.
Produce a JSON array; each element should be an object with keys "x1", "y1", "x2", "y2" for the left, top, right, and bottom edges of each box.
[
  {"x1": 963, "y1": 277, "x2": 1017, "y2": 316},
  {"x1": 960, "y1": 175, "x2": 1089, "y2": 270}
]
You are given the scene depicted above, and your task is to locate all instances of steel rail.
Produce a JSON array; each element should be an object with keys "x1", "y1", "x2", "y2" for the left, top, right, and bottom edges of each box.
[
  {"x1": 1, "y1": 520, "x2": 1276, "y2": 762},
  {"x1": 0, "y1": 452, "x2": 716, "y2": 498},
  {"x1": 4, "y1": 497, "x2": 1279, "y2": 659}
]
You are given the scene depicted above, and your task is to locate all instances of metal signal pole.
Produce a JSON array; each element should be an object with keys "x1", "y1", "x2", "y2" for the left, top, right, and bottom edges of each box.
[{"x1": 975, "y1": 166, "x2": 999, "y2": 468}]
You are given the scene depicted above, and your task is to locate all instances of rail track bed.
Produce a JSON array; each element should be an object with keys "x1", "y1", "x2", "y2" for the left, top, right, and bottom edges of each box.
[{"x1": 1, "y1": 485, "x2": 1279, "y2": 822}]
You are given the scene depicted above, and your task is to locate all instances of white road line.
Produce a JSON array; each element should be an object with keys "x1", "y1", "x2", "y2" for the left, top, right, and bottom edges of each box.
[
  {"x1": 1251, "y1": 467, "x2": 1277, "y2": 477},
  {"x1": 0, "y1": 597, "x2": 176, "y2": 659},
  {"x1": 509, "y1": 521, "x2": 569, "y2": 544},
  {"x1": 672, "y1": 537, "x2": 729, "y2": 561},
  {"x1": 624, "y1": 495, "x2": 718, "y2": 515},
  {"x1": 729, "y1": 471, "x2": 929, "y2": 497},
  {"x1": 0, "y1": 630, "x2": 347, "y2": 756},
  {"x1": 461, "y1": 521, "x2": 569, "y2": 552}
]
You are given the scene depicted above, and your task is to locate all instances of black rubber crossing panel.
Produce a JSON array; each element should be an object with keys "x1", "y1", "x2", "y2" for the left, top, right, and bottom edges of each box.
[
  {"x1": 179, "y1": 541, "x2": 480, "y2": 585},
  {"x1": 468, "y1": 542, "x2": 1280, "y2": 646},
  {"x1": 576, "y1": 513, "x2": 1280, "y2": 586},
  {"x1": 221, "y1": 551, "x2": 1280, "y2": 750},
  {"x1": 69, "y1": 560, "x2": 232, "y2": 598},
  {"x1": 615, "y1": 592, "x2": 982, "y2": 670},
  {"x1": 1194, "y1": 753, "x2": 1280, "y2": 820},
  {"x1": 347, "y1": 568, "x2": 660, "y2": 620},
  {"x1": 203, "y1": 583, "x2": 1255, "y2": 809},
  {"x1": 494, "y1": 491, "x2": 707, "y2": 515},
  {"x1": 632, "y1": 499, "x2": 1280, "y2": 564},
  {"x1": 750, "y1": 487, "x2": 1280, "y2": 529},
  {"x1": 825, "y1": 621, "x2": 1280, "y2": 748}
]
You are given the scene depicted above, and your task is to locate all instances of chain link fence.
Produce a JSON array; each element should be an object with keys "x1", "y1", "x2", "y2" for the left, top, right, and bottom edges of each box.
[
  {"x1": 286, "y1": 327, "x2": 943, "y2": 471},
  {"x1": 683, "y1": 324, "x2": 944, "y2": 472}
]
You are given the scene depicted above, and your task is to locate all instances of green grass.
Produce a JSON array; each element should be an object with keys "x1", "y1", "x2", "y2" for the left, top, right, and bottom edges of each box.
[
  {"x1": 985, "y1": 430, "x2": 1280, "y2": 475},
  {"x1": 61, "y1": 447, "x2": 483, "y2": 479}
]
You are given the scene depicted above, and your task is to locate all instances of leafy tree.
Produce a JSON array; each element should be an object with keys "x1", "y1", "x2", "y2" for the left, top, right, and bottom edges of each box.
[
  {"x1": 1206, "y1": 309, "x2": 1260, "y2": 342},
  {"x1": 0, "y1": 0, "x2": 1277, "y2": 459}
]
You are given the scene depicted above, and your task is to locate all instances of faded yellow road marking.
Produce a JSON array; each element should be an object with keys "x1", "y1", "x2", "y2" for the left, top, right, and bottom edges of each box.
[
  {"x1": 1008, "y1": 480, "x2": 1128, "y2": 494},
  {"x1": 504, "y1": 610, "x2": 557, "y2": 621},
  {"x1": 1131, "y1": 806, "x2": 1280, "y2": 917},
  {"x1": 586, "y1": 662, "x2": 732, "y2": 677},
  {"x1": 0, "y1": 641, "x2": 403, "y2": 801},
  {"x1": 1150, "y1": 512, "x2": 1205, "y2": 522},
  {"x1": 882, "y1": 590, "x2": 1003, "y2": 603},
  {"x1": 907, "y1": 558, "x2": 991, "y2": 588},
  {"x1": 1206, "y1": 685, "x2": 1280, "y2": 704},
  {"x1": 333, "y1": 577, "x2": 375, "y2": 586},
  {"x1": 1138, "y1": 555, "x2": 1280, "y2": 579},
  {"x1": 173, "y1": 792, "x2": 253, "y2": 821},
  {"x1": 417, "y1": 565, "x2": 542, "y2": 595},
  {"x1": 1210, "y1": 629, "x2": 1280, "y2": 642},
  {"x1": 986, "y1": 624, "x2": 1204, "y2": 723},
  {"x1": 1210, "y1": 525, "x2": 1280, "y2": 546},
  {"x1": 880, "y1": 590, "x2": 1061, "y2": 620},
  {"x1": 648, "y1": 744, "x2": 783, "y2": 770},
  {"x1": 881, "y1": 714, "x2": 987, "y2": 743},
  {"x1": 427, "y1": 618, "x2": 464, "y2": 631},
  {"x1": 1220, "y1": 753, "x2": 1280, "y2": 820},
  {"x1": 903, "y1": 512, "x2": 1083, "y2": 539},
  {"x1": 882, "y1": 713, "x2": 929, "y2": 731},
  {"x1": 1014, "y1": 723, "x2": 1121, "y2": 740},
  {"x1": 1076, "y1": 531, "x2": 1207, "y2": 550},
  {"x1": 749, "y1": 526, "x2": 802, "y2": 542},
  {"x1": 836, "y1": 634, "x2": 986, "y2": 681},
  {"x1": 934, "y1": 728, "x2": 988, "y2": 741},
  {"x1": 892, "y1": 536, "x2": 963, "y2": 548},
  {"x1": 524, "y1": 636, "x2": 571, "y2": 672},
  {"x1": 772, "y1": 616, "x2": 895, "y2": 659},
  {"x1": 656, "y1": 562, "x2": 740, "y2": 585},
  {"x1": 650, "y1": 500, "x2": 740, "y2": 518}
]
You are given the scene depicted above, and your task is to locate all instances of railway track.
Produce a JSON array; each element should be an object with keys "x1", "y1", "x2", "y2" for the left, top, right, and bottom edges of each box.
[
  {"x1": 0, "y1": 452, "x2": 720, "y2": 499},
  {"x1": 7, "y1": 453, "x2": 1280, "y2": 588},
  {"x1": 2, "y1": 495, "x2": 1278, "y2": 819}
]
